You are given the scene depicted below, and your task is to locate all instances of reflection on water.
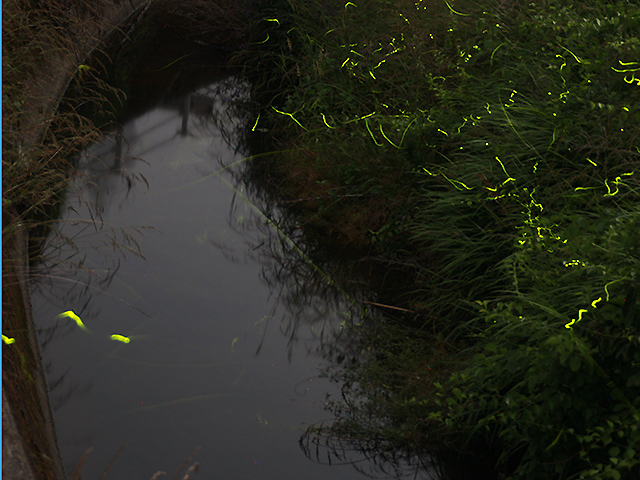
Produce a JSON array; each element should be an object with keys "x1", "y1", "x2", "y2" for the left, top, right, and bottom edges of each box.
[{"x1": 31, "y1": 72, "x2": 441, "y2": 480}]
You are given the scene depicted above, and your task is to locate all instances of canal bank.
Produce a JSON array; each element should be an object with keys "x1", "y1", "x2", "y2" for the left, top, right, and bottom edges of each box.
[{"x1": 3, "y1": 2, "x2": 154, "y2": 479}]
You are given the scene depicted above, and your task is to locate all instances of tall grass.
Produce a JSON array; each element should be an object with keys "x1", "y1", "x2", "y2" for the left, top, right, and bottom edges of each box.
[{"x1": 239, "y1": 0, "x2": 640, "y2": 477}]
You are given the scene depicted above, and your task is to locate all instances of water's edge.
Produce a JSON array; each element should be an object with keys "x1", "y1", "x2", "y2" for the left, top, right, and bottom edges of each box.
[{"x1": 2, "y1": 3, "x2": 153, "y2": 479}]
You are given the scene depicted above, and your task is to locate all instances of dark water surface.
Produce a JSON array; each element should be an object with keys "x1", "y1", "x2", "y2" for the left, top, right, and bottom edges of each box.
[{"x1": 30, "y1": 75, "x2": 364, "y2": 479}]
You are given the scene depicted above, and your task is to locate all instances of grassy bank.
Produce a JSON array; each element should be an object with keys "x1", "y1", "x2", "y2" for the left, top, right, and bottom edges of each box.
[{"x1": 239, "y1": 0, "x2": 640, "y2": 478}]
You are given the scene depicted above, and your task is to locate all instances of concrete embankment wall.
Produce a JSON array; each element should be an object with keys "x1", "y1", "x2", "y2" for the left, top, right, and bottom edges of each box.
[{"x1": 2, "y1": 1, "x2": 153, "y2": 479}]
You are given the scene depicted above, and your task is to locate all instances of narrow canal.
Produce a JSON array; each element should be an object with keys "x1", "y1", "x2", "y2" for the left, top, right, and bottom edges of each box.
[
  {"x1": 28, "y1": 30, "x2": 442, "y2": 478},
  {"x1": 21, "y1": 6, "x2": 462, "y2": 472},
  {"x1": 30, "y1": 76, "x2": 348, "y2": 479}
]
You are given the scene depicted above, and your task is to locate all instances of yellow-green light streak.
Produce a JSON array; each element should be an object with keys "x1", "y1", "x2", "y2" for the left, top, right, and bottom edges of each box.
[
  {"x1": 557, "y1": 45, "x2": 583, "y2": 64},
  {"x1": 110, "y1": 334, "x2": 130, "y2": 344},
  {"x1": 441, "y1": 173, "x2": 473, "y2": 191},
  {"x1": 379, "y1": 125, "x2": 400, "y2": 148},
  {"x1": 604, "y1": 177, "x2": 621, "y2": 196},
  {"x1": 443, "y1": 0, "x2": 470, "y2": 16},
  {"x1": 345, "y1": 111, "x2": 376, "y2": 124},
  {"x1": 604, "y1": 280, "x2": 621, "y2": 302},
  {"x1": 611, "y1": 61, "x2": 640, "y2": 73},
  {"x1": 565, "y1": 309, "x2": 588, "y2": 329},
  {"x1": 56, "y1": 311, "x2": 91, "y2": 333},
  {"x1": 3, "y1": 335, "x2": 16, "y2": 345},
  {"x1": 366, "y1": 119, "x2": 383, "y2": 146},
  {"x1": 495, "y1": 156, "x2": 516, "y2": 184},
  {"x1": 271, "y1": 107, "x2": 307, "y2": 130},
  {"x1": 321, "y1": 113, "x2": 335, "y2": 128}
]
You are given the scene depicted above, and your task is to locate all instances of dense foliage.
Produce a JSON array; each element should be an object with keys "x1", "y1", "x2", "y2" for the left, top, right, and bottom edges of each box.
[
  {"x1": 239, "y1": 0, "x2": 640, "y2": 478},
  {"x1": 3, "y1": 0, "x2": 638, "y2": 478}
]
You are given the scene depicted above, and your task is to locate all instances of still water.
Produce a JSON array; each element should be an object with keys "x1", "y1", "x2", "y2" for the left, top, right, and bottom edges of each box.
[{"x1": 30, "y1": 74, "x2": 375, "y2": 480}]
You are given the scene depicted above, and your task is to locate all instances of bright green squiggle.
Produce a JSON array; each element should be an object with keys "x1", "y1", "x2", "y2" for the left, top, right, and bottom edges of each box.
[
  {"x1": 557, "y1": 44, "x2": 583, "y2": 64},
  {"x1": 495, "y1": 156, "x2": 516, "y2": 184},
  {"x1": 604, "y1": 177, "x2": 621, "y2": 197},
  {"x1": 264, "y1": 18, "x2": 280, "y2": 25},
  {"x1": 3, "y1": 335, "x2": 15, "y2": 345},
  {"x1": 111, "y1": 334, "x2": 130, "y2": 344},
  {"x1": 398, "y1": 117, "x2": 418, "y2": 146},
  {"x1": 272, "y1": 107, "x2": 307, "y2": 130},
  {"x1": 321, "y1": 113, "x2": 335, "y2": 128},
  {"x1": 56, "y1": 311, "x2": 91, "y2": 333},
  {"x1": 379, "y1": 125, "x2": 401, "y2": 148},
  {"x1": 457, "y1": 117, "x2": 468, "y2": 133},
  {"x1": 604, "y1": 280, "x2": 621, "y2": 302},
  {"x1": 345, "y1": 111, "x2": 376, "y2": 124},
  {"x1": 251, "y1": 113, "x2": 260, "y2": 132},
  {"x1": 564, "y1": 259, "x2": 585, "y2": 267},
  {"x1": 441, "y1": 173, "x2": 473, "y2": 191},
  {"x1": 443, "y1": 0, "x2": 470, "y2": 16},
  {"x1": 591, "y1": 297, "x2": 602, "y2": 308},
  {"x1": 611, "y1": 66, "x2": 640, "y2": 73},
  {"x1": 556, "y1": 54, "x2": 567, "y2": 70},
  {"x1": 565, "y1": 309, "x2": 588, "y2": 329},
  {"x1": 372, "y1": 59, "x2": 387, "y2": 70},
  {"x1": 344, "y1": 2, "x2": 357, "y2": 8},
  {"x1": 624, "y1": 74, "x2": 640, "y2": 86},
  {"x1": 366, "y1": 119, "x2": 383, "y2": 146}
]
